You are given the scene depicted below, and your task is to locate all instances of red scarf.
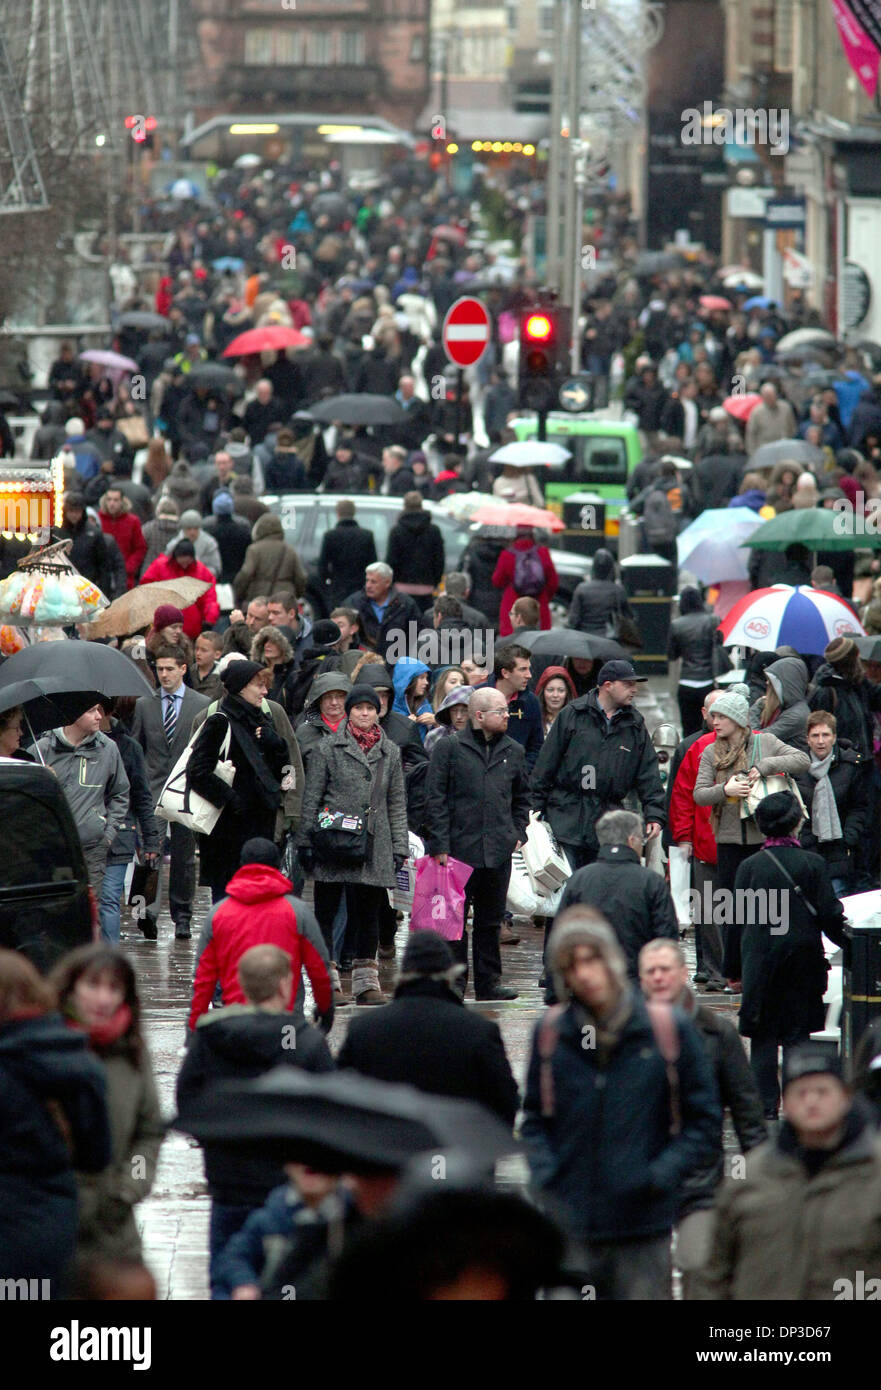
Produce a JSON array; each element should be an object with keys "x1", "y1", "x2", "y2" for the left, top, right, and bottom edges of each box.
[
  {"x1": 347, "y1": 721, "x2": 382, "y2": 754},
  {"x1": 321, "y1": 713, "x2": 344, "y2": 732},
  {"x1": 68, "y1": 1003, "x2": 132, "y2": 1052}
]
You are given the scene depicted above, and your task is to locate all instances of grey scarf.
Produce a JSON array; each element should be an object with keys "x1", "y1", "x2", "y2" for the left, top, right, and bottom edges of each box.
[{"x1": 809, "y1": 753, "x2": 842, "y2": 843}]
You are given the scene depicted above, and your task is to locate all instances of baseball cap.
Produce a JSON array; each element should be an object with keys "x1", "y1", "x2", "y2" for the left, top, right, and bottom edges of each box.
[
  {"x1": 596, "y1": 659, "x2": 647, "y2": 685},
  {"x1": 781, "y1": 1043, "x2": 844, "y2": 1091}
]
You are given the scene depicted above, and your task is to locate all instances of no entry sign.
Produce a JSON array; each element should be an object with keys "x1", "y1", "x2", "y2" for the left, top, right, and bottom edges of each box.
[{"x1": 441, "y1": 296, "x2": 491, "y2": 368}]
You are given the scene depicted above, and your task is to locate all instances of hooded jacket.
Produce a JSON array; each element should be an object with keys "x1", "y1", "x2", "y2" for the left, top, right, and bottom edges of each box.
[
  {"x1": 140, "y1": 552, "x2": 220, "y2": 638},
  {"x1": 392, "y1": 657, "x2": 432, "y2": 739},
  {"x1": 98, "y1": 493, "x2": 146, "y2": 588},
  {"x1": 295, "y1": 671, "x2": 352, "y2": 768},
  {"x1": 161, "y1": 459, "x2": 202, "y2": 514},
  {"x1": 176, "y1": 1008, "x2": 334, "y2": 1205},
  {"x1": 531, "y1": 688, "x2": 667, "y2": 853},
  {"x1": 234, "y1": 512, "x2": 307, "y2": 604},
  {"x1": 166, "y1": 523, "x2": 221, "y2": 578},
  {"x1": 35, "y1": 727, "x2": 130, "y2": 851},
  {"x1": 567, "y1": 549, "x2": 632, "y2": 636},
  {"x1": 748, "y1": 655, "x2": 811, "y2": 752},
  {"x1": 188, "y1": 863, "x2": 332, "y2": 1029},
  {"x1": 140, "y1": 509, "x2": 182, "y2": 576},
  {"x1": 386, "y1": 510, "x2": 445, "y2": 587}
]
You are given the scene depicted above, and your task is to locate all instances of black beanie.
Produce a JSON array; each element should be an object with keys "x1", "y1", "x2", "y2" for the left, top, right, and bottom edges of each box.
[
  {"x1": 345, "y1": 684, "x2": 381, "y2": 715},
  {"x1": 754, "y1": 790, "x2": 803, "y2": 837},
  {"x1": 221, "y1": 659, "x2": 265, "y2": 696},
  {"x1": 400, "y1": 930, "x2": 455, "y2": 977},
  {"x1": 172, "y1": 537, "x2": 196, "y2": 560},
  {"x1": 312, "y1": 619, "x2": 342, "y2": 647},
  {"x1": 240, "y1": 837, "x2": 281, "y2": 868}
]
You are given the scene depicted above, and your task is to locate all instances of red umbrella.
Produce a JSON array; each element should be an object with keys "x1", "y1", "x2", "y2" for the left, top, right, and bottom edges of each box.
[
  {"x1": 431, "y1": 224, "x2": 467, "y2": 245},
  {"x1": 722, "y1": 392, "x2": 762, "y2": 422},
  {"x1": 222, "y1": 325, "x2": 310, "y2": 357},
  {"x1": 699, "y1": 295, "x2": 733, "y2": 312},
  {"x1": 469, "y1": 503, "x2": 565, "y2": 532}
]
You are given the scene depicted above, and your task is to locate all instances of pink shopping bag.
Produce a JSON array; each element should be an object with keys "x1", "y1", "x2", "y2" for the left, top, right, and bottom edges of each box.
[{"x1": 408, "y1": 855, "x2": 473, "y2": 941}]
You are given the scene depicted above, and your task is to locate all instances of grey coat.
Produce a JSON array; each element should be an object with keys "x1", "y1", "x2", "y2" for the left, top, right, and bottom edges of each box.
[
  {"x1": 693, "y1": 729, "x2": 810, "y2": 845},
  {"x1": 297, "y1": 726, "x2": 409, "y2": 886}
]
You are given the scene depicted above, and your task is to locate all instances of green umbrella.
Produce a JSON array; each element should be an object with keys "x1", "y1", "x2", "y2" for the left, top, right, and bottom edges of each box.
[{"x1": 742, "y1": 507, "x2": 881, "y2": 552}]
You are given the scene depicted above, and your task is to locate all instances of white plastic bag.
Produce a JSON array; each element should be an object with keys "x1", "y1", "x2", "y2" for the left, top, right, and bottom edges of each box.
[
  {"x1": 522, "y1": 812, "x2": 571, "y2": 893},
  {"x1": 506, "y1": 852, "x2": 540, "y2": 917},
  {"x1": 155, "y1": 718, "x2": 235, "y2": 834},
  {"x1": 668, "y1": 845, "x2": 692, "y2": 926},
  {"x1": 387, "y1": 832, "x2": 424, "y2": 911}
]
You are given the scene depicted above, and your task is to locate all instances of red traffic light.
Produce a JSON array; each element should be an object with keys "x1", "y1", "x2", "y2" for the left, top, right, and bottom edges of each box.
[
  {"x1": 125, "y1": 115, "x2": 157, "y2": 143},
  {"x1": 525, "y1": 313, "x2": 553, "y2": 341}
]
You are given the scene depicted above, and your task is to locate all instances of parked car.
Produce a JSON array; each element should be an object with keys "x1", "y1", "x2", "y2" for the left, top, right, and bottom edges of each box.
[
  {"x1": 0, "y1": 760, "x2": 95, "y2": 971},
  {"x1": 261, "y1": 492, "x2": 589, "y2": 619}
]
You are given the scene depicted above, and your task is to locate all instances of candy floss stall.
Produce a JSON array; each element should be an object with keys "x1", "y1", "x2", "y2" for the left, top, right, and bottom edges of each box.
[{"x1": 0, "y1": 458, "x2": 108, "y2": 651}]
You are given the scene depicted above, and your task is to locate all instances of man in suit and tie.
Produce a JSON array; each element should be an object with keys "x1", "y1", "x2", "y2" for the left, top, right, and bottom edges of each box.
[{"x1": 131, "y1": 643, "x2": 210, "y2": 939}]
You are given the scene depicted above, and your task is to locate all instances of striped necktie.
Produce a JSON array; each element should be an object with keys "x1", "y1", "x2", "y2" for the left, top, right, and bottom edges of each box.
[{"x1": 163, "y1": 693, "x2": 178, "y2": 744}]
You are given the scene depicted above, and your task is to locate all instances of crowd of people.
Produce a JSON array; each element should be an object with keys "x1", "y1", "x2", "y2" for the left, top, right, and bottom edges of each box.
[{"x1": 5, "y1": 158, "x2": 881, "y2": 1306}]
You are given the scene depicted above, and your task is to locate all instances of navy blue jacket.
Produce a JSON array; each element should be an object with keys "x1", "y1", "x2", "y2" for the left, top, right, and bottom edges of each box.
[
  {"x1": 482, "y1": 674, "x2": 544, "y2": 772},
  {"x1": 521, "y1": 992, "x2": 720, "y2": 1242}
]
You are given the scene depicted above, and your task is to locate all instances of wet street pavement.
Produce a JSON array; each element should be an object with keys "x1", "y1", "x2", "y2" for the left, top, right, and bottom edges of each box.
[{"x1": 133, "y1": 673, "x2": 739, "y2": 1299}]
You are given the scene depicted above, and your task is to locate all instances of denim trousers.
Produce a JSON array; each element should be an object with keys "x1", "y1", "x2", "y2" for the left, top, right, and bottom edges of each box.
[{"x1": 99, "y1": 861, "x2": 129, "y2": 943}]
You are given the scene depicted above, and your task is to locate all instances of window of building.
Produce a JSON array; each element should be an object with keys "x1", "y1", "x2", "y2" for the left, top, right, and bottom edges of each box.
[
  {"x1": 538, "y1": 1, "x2": 555, "y2": 35},
  {"x1": 340, "y1": 31, "x2": 365, "y2": 64},
  {"x1": 774, "y1": 0, "x2": 794, "y2": 73},
  {"x1": 275, "y1": 30, "x2": 303, "y2": 65},
  {"x1": 244, "y1": 29, "x2": 274, "y2": 65},
  {"x1": 309, "y1": 31, "x2": 332, "y2": 64}
]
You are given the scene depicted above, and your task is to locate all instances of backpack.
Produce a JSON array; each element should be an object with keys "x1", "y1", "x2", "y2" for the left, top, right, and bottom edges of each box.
[
  {"x1": 512, "y1": 544, "x2": 546, "y2": 597},
  {"x1": 537, "y1": 1001, "x2": 682, "y2": 1134},
  {"x1": 642, "y1": 488, "x2": 678, "y2": 544}
]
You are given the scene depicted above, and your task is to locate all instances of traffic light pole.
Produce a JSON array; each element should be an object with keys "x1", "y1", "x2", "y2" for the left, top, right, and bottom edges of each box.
[{"x1": 453, "y1": 367, "x2": 464, "y2": 442}]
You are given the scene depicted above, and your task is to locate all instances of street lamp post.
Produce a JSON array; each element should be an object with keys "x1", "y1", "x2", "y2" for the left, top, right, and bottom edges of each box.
[{"x1": 570, "y1": 139, "x2": 589, "y2": 374}]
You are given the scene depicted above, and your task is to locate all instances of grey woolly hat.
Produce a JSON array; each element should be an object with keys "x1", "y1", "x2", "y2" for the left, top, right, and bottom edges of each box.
[
  {"x1": 546, "y1": 906, "x2": 628, "y2": 1005},
  {"x1": 710, "y1": 682, "x2": 750, "y2": 728},
  {"x1": 178, "y1": 509, "x2": 203, "y2": 529}
]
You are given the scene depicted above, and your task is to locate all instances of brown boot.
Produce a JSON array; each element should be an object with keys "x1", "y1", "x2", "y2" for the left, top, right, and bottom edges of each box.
[
  {"x1": 352, "y1": 958, "x2": 386, "y2": 1006},
  {"x1": 329, "y1": 962, "x2": 349, "y2": 1007}
]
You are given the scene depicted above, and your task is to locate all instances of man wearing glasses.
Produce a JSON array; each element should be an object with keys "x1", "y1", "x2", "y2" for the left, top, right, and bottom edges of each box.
[{"x1": 424, "y1": 688, "x2": 531, "y2": 1001}]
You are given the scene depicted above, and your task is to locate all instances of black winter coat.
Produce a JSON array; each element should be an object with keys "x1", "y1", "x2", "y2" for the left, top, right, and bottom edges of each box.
[
  {"x1": 733, "y1": 845, "x2": 847, "y2": 1040},
  {"x1": 0, "y1": 1014, "x2": 110, "y2": 1288},
  {"x1": 342, "y1": 586, "x2": 424, "y2": 667},
  {"x1": 677, "y1": 997, "x2": 767, "y2": 1217},
  {"x1": 175, "y1": 1007, "x2": 333, "y2": 1205},
  {"x1": 424, "y1": 724, "x2": 530, "y2": 869},
  {"x1": 105, "y1": 719, "x2": 161, "y2": 864},
  {"x1": 188, "y1": 697, "x2": 288, "y2": 888},
  {"x1": 385, "y1": 512, "x2": 445, "y2": 587},
  {"x1": 557, "y1": 845, "x2": 679, "y2": 979},
  {"x1": 337, "y1": 978, "x2": 519, "y2": 1124},
  {"x1": 380, "y1": 706, "x2": 429, "y2": 834},
  {"x1": 462, "y1": 536, "x2": 505, "y2": 626},
  {"x1": 531, "y1": 689, "x2": 667, "y2": 852},
  {"x1": 668, "y1": 611, "x2": 718, "y2": 685},
  {"x1": 521, "y1": 994, "x2": 720, "y2": 1241},
  {"x1": 808, "y1": 664, "x2": 881, "y2": 761},
  {"x1": 57, "y1": 516, "x2": 112, "y2": 592},
  {"x1": 318, "y1": 519, "x2": 377, "y2": 607},
  {"x1": 694, "y1": 452, "x2": 745, "y2": 510},
  {"x1": 792, "y1": 740, "x2": 870, "y2": 877},
  {"x1": 567, "y1": 578, "x2": 631, "y2": 636},
  {"x1": 202, "y1": 514, "x2": 252, "y2": 585}
]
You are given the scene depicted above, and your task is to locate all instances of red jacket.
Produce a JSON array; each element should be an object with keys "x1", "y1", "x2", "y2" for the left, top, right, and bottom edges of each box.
[
  {"x1": 140, "y1": 553, "x2": 220, "y2": 638},
  {"x1": 99, "y1": 510, "x2": 146, "y2": 588},
  {"x1": 669, "y1": 730, "x2": 717, "y2": 865},
  {"x1": 188, "y1": 864, "x2": 332, "y2": 1029},
  {"x1": 492, "y1": 537, "x2": 559, "y2": 636}
]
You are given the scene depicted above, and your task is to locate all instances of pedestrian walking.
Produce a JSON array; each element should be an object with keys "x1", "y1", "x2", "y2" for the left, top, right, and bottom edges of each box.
[
  {"x1": 50, "y1": 945, "x2": 164, "y2": 1265},
  {"x1": 748, "y1": 655, "x2": 812, "y2": 754},
  {"x1": 392, "y1": 657, "x2": 435, "y2": 741},
  {"x1": 0, "y1": 950, "x2": 111, "y2": 1294},
  {"x1": 638, "y1": 938, "x2": 766, "y2": 1299},
  {"x1": 732, "y1": 791, "x2": 847, "y2": 1118},
  {"x1": 295, "y1": 685, "x2": 409, "y2": 1005},
  {"x1": 699, "y1": 1045, "x2": 881, "y2": 1299},
  {"x1": 187, "y1": 838, "x2": 332, "y2": 1032},
  {"x1": 192, "y1": 631, "x2": 224, "y2": 700},
  {"x1": 492, "y1": 525, "x2": 559, "y2": 636},
  {"x1": 385, "y1": 492, "x2": 445, "y2": 599},
  {"x1": 556, "y1": 810, "x2": 679, "y2": 980},
  {"x1": 97, "y1": 701, "x2": 161, "y2": 944},
  {"x1": 167, "y1": 508, "x2": 222, "y2": 578},
  {"x1": 535, "y1": 665, "x2": 576, "y2": 738},
  {"x1": 343, "y1": 562, "x2": 423, "y2": 668},
  {"x1": 36, "y1": 703, "x2": 130, "y2": 902},
  {"x1": 521, "y1": 907, "x2": 719, "y2": 1299},
  {"x1": 141, "y1": 538, "x2": 220, "y2": 639},
  {"x1": 567, "y1": 549, "x2": 632, "y2": 638},
  {"x1": 791, "y1": 710, "x2": 870, "y2": 895},
  {"x1": 337, "y1": 930, "x2": 519, "y2": 1124},
  {"x1": 187, "y1": 661, "x2": 290, "y2": 905},
  {"x1": 295, "y1": 671, "x2": 353, "y2": 768},
  {"x1": 531, "y1": 659, "x2": 666, "y2": 871},
  {"x1": 97, "y1": 486, "x2": 146, "y2": 590},
  {"x1": 668, "y1": 588, "x2": 722, "y2": 737},
  {"x1": 424, "y1": 687, "x2": 530, "y2": 1000},
  {"x1": 130, "y1": 646, "x2": 210, "y2": 939},
  {"x1": 424, "y1": 684, "x2": 472, "y2": 754},
  {"x1": 178, "y1": 942, "x2": 334, "y2": 1298},
  {"x1": 140, "y1": 497, "x2": 181, "y2": 576},
  {"x1": 234, "y1": 512, "x2": 307, "y2": 607},
  {"x1": 482, "y1": 643, "x2": 544, "y2": 771},
  {"x1": 202, "y1": 491, "x2": 252, "y2": 587},
  {"x1": 317, "y1": 499, "x2": 377, "y2": 608}
]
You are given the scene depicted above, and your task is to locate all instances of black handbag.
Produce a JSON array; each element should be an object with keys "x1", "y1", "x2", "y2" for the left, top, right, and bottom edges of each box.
[{"x1": 310, "y1": 758, "x2": 386, "y2": 866}]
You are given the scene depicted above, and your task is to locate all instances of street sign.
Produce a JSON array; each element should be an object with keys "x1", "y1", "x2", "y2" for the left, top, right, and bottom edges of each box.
[
  {"x1": 559, "y1": 375, "x2": 594, "y2": 412},
  {"x1": 441, "y1": 296, "x2": 491, "y2": 368}
]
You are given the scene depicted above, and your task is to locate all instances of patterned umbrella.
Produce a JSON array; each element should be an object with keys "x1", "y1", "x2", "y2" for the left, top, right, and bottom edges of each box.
[{"x1": 719, "y1": 585, "x2": 865, "y2": 654}]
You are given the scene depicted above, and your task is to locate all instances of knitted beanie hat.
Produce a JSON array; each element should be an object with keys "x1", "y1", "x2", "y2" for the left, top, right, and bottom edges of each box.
[{"x1": 710, "y1": 681, "x2": 750, "y2": 728}]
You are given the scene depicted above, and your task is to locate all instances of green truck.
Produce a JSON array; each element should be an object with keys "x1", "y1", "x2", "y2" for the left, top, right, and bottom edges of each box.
[{"x1": 510, "y1": 414, "x2": 644, "y2": 544}]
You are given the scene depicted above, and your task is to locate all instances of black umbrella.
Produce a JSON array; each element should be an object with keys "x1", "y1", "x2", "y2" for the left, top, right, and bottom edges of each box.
[
  {"x1": 306, "y1": 393, "x2": 406, "y2": 427},
  {"x1": 0, "y1": 679, "x2": 104, "y2": 739},
  {"x1": 775, "y1": 344, "x2": 836, "y2": 364},
  {"x1": 515, "y1": 628, "x2": 626, "y2": 662},
  {"x1": 632, "y1": 251, "x2": 687, "y2": 276},
  {"x1": 0, "y1": 640, "x2": 152, "y2": 698},
  {"x1": 173, "y1": 1067, "x2": 518, "y2": 1174},
  {"x1": 116, "y1": 311, "x2": 168, "y2": 332},
  {"x1": 186, "y1": 363, "x2": 241, "y2": 392}
]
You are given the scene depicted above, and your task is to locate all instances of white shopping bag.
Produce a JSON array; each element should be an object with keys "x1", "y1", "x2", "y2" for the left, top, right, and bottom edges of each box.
[
  {"x1": 522, "y1": 812, "x2": 571, "y2": 894},
  {"x1": 506, "y1": 851, "x2": 540, "y2": 917},
  {"x1": 387, "y1": 832, "x2": 424, "y2": 912},
  {"x1": 668, "y1": 845, "x2": 692, "y2": 926}
]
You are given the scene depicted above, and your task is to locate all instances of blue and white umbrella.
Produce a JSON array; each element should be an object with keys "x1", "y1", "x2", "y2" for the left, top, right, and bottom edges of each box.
[
  {"x1": 169, "y1": 178, "x2": 200, "y2": 200},
  {"x1": 676, "y1": 507, "x2": 763, "y2": 583},
  {"x1": 720, "y1": 585, "x2": 865, "y2": 654}
]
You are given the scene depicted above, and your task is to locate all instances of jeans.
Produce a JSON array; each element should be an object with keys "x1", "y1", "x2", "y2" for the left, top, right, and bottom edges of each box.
[
  {"x1": 99, "y1": 861, "x2": 129, "y2": 943},
  {"x1": 210, "y1": 1201, "x2": 257, "y2": 1300},
  {"x1": 453, "y1": 862, "x2": 511, "y2": 997}
]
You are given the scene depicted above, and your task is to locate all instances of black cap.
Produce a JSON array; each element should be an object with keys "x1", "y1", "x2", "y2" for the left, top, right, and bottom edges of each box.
[
  {"x1": 782, "y1": 1043, "x2": 844, "y2": 1091},
  {"x1": 311, "y1": 619, "x2": 342, "y2": 647},
  {"x1": 400, "y1": 930, "x2": 455, "y2": 976},
  {"x1": 240, "y1": 837, "x2": 281, "y2": 868},
  {"x1": 171, "y1": 537, "x2": 196, "y2": 560},
  {"x1": 221, "y1": 659, "x2": 265, "y2": 696},
  {"x1": 596, "y1": 659, "x2": 648, "y2": 685},
  {"x1": 345, "y1": 684, "x2": 381, "y2": 714}
]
